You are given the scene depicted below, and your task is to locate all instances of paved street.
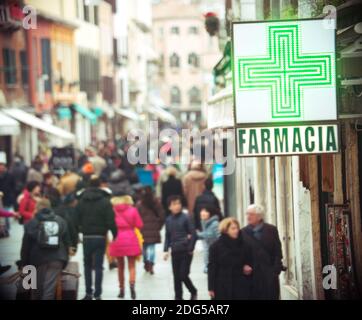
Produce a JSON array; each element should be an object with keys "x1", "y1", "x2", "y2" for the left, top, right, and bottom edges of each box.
[{"x1": 0, "y1": 220, "x2": 209, "y2": 300}]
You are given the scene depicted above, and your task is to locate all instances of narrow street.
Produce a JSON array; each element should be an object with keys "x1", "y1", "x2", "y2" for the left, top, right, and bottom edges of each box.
[
  {"x1": 0, "y1": 0, "x2": 361, "y2": 303},
  {"x1": 0, "y1": 221, "x2": 209, "y2": 300}
]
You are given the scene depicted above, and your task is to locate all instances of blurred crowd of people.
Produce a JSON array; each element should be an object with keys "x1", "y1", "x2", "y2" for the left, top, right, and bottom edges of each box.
[{"x1": 0, "y1": 139, "x2": 283, "y2": 301}]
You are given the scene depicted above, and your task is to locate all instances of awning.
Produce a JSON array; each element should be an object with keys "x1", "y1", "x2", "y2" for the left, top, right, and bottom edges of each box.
[
  {"x1": 0, "y1": 111, "x2": 20, "y2": 136},
  {"x1": 73, "y1": 104, "x2": 97, "y2": 124},
  {"x1": 115, "y1": 108, "x2": 140, "y2": 121},
  {"x1": 93, "y1": 104, "x2": 115, "y2": 118},
  {"x1": 2, "y1": 108, "x2": 75, "y2": 141},
  {"x1": 57, "y1": 105, "x2": 72, "y2": 120},
  {"x1": 148, "y1": 105, "x2": 176, "y2": 124},
  {"x1": 92, "y1": 106, "x2": 104, "y2": 117}
]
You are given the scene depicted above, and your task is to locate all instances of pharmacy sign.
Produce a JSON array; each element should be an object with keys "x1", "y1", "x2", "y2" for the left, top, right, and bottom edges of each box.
[{"x1": 232, "y1": 18, "x2": 338, "y2": 156}]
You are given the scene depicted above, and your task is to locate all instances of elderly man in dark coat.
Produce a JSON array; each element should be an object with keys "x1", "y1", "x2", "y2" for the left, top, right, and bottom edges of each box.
[{"x1": 241, "y1": 204, "x2": 283, "y2": 300}]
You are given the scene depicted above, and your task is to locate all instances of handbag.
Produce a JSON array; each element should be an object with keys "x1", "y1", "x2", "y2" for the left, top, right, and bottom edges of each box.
[
  {"x1": 134, "y1": 228, "x2": 144, "y2": 248},
  {"x1": 134, "y1": 228, "x2": 144, "y2": 261}
]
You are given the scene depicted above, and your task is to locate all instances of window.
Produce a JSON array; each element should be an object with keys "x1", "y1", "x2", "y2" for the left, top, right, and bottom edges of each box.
[
  {"x1": 2, "y1": 48, "x2": 16, "y2": 85},
  {"x1": 170, "y1": 53, "x2": 180, "y2": 68},
  {"x1": 159, "y1": 54, "x2": 164, "y2": 74},
  {"x1": 190, "y1": 112, "x2": 197, "y2": 122},
  {"x1": 102, "y1": 76, "x2": 115, "y2": 104},
  {"x1": 20, "y1": 50, "x2": 28, "y2": 86},
  {"x1": 180, "y1": 112, "x2": 187, "y2": 122},
  {"x1": 188, "y1": 53, "x2": 200, "y2": 68},
  {"x1": 83, "y1": 0, "x2": 90, "y2": 22},
  {"x1": 93, "y1": 5, "x2": 98, "y2": 25},
  {"x1": 171, "y1": 26, "x2": 179, "y2": 35},
  {"x1": 170, "y1": 86, "x2": 181, "y2": 104},
  {"x1": 79, "y1": 49, "x2": 100, "y2": 101},
  {"x1": 189, "y1": 86, "x2": 201, "y2": 105},
  {"x1": 41, "y1": 38, "x2": 52, "y2": 92},
  {"x1": 189, "y1": 26, "x2": 198, "y2": 34}
]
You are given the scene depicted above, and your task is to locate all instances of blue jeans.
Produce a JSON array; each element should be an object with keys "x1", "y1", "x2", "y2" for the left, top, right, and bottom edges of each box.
[
  {"x1": 143, "y1": 243, "x2": 156, "y2": 264},
  {"x1": 83, "y1": 237, "x2": 106, "y2": 298}
]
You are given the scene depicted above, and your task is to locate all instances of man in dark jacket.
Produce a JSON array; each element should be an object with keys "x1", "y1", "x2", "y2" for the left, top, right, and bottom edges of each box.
[
  {"x1": 161, "y1": 166, "x2": 185, "y2": 215},
  {"x1": 241, "y1": 204, "x2": 283, "y2": 300},
  {"x1": 9, "y1": 155, "x2": 28, "y2": 205},
  {"x1": 194, "y1": 178, "x2": 221, "y2": 230},
  {"x1": 54, "y1": 193, "x2": 79, "y2": 253},
  {"x1": 108, "y1": 169, "x2": 134, "y2": 197},
  {"x1": 20, "y1": 198, "x2": 70, "y2": 300},
  {"x1": 42, "y1": 172, "x2": 61, "y2": 208},
  {"x1": 75, "y1": 176, "x2": 117, "y2": 300},
  {"x1": 163, "y1": 195, "x2": 197, "y2": 300}
]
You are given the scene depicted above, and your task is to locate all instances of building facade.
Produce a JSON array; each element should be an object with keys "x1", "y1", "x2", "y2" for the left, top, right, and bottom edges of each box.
[{"x1": 152, "y1": 0, "x2": 221, "y2": 127}]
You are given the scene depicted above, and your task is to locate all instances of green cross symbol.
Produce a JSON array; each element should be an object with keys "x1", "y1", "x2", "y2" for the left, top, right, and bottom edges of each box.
[{"x1": 237, "y1": 24, "x2": 333, "y2": 120}]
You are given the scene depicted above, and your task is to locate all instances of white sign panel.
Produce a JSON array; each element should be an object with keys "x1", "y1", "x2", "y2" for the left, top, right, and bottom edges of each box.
[
  {"x1": 236, "y1": 124, "x2": 339, "y2": 157},
  {"x1": 232, "y1": 19, "x2": 336, "y2": 124}
]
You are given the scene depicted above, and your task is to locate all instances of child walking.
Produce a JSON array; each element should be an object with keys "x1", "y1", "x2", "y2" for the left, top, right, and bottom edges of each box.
[
  {"x1": 163, "y1": 195, "x2": 197, "y2": 300},
  {"x1": 196, "y1": 205, "x2": 220, "y2": 273}
]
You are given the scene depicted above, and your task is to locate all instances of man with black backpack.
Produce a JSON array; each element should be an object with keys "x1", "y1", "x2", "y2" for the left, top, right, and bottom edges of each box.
[{"x1": 20, "y1": 198, "x2": 70, "y2": 300}]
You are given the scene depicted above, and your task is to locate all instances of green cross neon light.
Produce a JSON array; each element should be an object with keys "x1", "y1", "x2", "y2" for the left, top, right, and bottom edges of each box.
[{"x1": 237, "y1": 24, "x2": 333, "y2": 119}]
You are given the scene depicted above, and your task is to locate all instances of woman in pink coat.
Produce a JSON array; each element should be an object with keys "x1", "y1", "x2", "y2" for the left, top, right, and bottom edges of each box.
[{"x1": 109, "y1": 195, "x2": 143, "y2": 300}]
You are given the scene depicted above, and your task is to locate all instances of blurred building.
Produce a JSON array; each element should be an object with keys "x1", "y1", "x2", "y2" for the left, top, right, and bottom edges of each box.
[
  {"x1": 152, "y1": 0, "x2": 221, "y2": 128},
  {"x1": 0, "y1": 0, "x2": 76, "y2": 165},
  {"x1": 0, "y1": 0, "x2": 142, "y2": 163}
]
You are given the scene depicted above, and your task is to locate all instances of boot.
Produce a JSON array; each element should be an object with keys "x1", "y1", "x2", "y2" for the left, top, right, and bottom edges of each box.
[
  {"x1": 190, "y1": 291, "x2": 198, "y2": 300},
  {"x1": 118, "y1": 288, "x2": 125, "y2": 299},
  {"x1": 0, "y1": 264, "x2": 11, "y2": 276},
  {"x1": 144, "y1": 261, "x2": 150, "y2": 272},
  {"x1": 130, "y1": 283, "x2": 136, "y2": 300},
  {"x1": 149, "y1": 262, "x2": 154, "y2": 275},
  {"x1": 109, "y1": 260, "x2": 117, "y2": 270}
]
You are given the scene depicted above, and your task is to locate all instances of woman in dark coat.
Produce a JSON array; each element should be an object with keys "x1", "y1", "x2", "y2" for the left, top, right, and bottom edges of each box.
[
  {"x1": 208, "y1": 217, "x2": 253, "y2": 300},
  {"x1": 137, "y1": 186, "x2": 165, "y2": 274}
]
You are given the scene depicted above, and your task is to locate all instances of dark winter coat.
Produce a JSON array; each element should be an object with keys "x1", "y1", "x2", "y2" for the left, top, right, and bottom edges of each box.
[
  {"x1": 75, "y1": 187, "x2": 117, "y2": 237},
  {"x1": 194, "y1": 190, "x2": 221, "y2": 230},
  {"x1": 42, "y1": 184, "x2": 61, "y2": 208},
  {"x1": 108, "y1": 169, "x2": 134, "y2": 196},
  {"x1": 137, "y1": 199, "x2": 165, "y2": 244},
  {"x1": 0, "y1": 171, "x2": 15, "y2": 207},
  {"x1": 161, "y1": 176, "x2": 185, "y2": 212},
  {"x1": 54, "y1": 205, "x2": 79, "y2": 248},
  {"x1": 20, "y1": 208, "x2": 70, "y2": 268},
  {"x1": 241, "y1": 223, "x2": 283, "y2": 300},
  {"x1": 164, "y1": 212, "x2": 196, "y2": 253},
  {"x1": 10, "y1": 162, "x2": 28, "y2": 197},
  {"x1": 208, "y1": 233, "x2": 253, "y2": 300}
]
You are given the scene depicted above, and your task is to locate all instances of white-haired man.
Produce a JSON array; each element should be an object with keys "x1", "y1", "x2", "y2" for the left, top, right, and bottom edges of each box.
[{"x1": 241, "y1": 204, "x2": 283, "y2": 300}]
